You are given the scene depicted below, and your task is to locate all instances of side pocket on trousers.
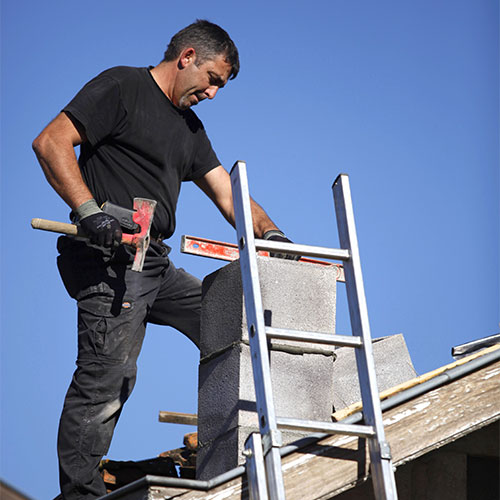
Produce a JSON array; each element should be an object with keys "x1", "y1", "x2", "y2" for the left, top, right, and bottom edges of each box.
[{"x1": 77, "y1": 285, "x2": 137, "y2": 362}]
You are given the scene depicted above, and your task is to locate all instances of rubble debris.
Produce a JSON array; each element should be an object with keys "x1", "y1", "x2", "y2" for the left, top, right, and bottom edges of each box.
[
  {"x1": 100, "y1": 456, "x2": 177, "y2": 492},
  {"x1": 99, "y1": 432, "x2": 198, "y2": 491},
  {"x1": 183, "y1": 431, "x2": 198, "y2": 450}
]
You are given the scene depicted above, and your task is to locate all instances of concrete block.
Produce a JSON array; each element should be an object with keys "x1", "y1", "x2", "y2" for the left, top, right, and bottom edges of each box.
[
  {"x1": 197, "y1": 257, "x2": 338, "y2": 479},
  {"x1": 197, "y1": 257, "x2": 417, "y2": 480},
  {"x1": 200, "y1": 257, "x2": 337, "y2": 358},
  {"x1": 197, "y1": 342, "x2": 336, "y2": 478},
  {"x1": 196, "y1": 425, "x2": 307, "y2": 481},
  {"x1": 331, "y1": 333, "x2": 417, "y2": 411}
]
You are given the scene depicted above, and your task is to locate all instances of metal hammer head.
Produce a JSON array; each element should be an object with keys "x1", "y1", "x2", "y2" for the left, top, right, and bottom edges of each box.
[{"x1": 129, "y1": 198, "x2": 157, "y2": 272}]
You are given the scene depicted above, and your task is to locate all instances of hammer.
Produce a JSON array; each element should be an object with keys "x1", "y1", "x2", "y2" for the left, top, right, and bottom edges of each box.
[{"x1": 31, "y1": 198, "x2": 157, "y2": 272}]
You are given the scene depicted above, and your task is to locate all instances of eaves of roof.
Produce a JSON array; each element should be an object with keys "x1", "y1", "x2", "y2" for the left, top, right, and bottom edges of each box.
[{"x1": 102, "y1": 344, "x2": 500, "y2": 500}]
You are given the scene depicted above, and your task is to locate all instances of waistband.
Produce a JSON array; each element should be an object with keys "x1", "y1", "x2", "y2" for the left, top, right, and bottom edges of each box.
[{"x1": 150, "y1": 232, "x2": 165, "y2": 244}]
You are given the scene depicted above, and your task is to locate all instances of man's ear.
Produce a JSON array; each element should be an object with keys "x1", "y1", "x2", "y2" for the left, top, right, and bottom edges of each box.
[{"x1": 178, "y1": 47, "x2": 197, "y2": 69}]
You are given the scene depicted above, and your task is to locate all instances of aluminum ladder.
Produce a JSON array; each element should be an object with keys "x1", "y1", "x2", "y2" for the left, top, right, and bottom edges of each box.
[{"x1": 230, "y1": 161, "x2": 398, "y2": 500}]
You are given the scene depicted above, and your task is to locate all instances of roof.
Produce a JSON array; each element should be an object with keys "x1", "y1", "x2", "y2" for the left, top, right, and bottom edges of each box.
[
  {"x1": 0, "y1": 481, "x2": 33, "y2": 500},
  {"x1": 102, "y1": 344, "x2": 500, "y2": 499}
]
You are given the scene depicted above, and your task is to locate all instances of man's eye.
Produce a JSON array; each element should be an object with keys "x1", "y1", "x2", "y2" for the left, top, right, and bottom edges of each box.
[{"x1": 209, "y1": 74, "x2": 223, "y2": 88}]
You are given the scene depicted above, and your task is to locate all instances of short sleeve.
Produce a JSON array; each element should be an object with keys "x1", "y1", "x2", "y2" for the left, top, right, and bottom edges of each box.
[
  {"x1": 63, "y1": 73, "x2": 126, "y2": 146},
  {"x1": 185, "y1": 126, "x2": 221, "y2": 181}
]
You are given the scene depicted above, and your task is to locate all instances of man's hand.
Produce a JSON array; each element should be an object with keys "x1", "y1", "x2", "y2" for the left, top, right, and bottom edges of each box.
[
  {"x1": 263, "y1": 230, "x2": 300, "y2": 261},
  {"x1": 77, "y1": 199, "x2": 122, "y2": 248}
]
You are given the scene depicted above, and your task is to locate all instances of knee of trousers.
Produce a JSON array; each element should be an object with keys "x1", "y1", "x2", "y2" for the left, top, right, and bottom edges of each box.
[
  {"x1": 69, "y1": 356, "x2": 139, "y2": 404},
  {"x1": 60, "y1": 358, "x2": 139, "y2": 458}
]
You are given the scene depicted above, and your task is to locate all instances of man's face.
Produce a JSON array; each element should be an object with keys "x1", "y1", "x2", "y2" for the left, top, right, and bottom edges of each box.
[{"x1": 173, "y1": 52, "x2": 232, "y2": 110}]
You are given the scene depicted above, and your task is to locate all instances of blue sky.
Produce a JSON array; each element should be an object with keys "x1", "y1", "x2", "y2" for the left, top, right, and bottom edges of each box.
[{"x1": 1, "y1": 1, "x2": 498, "y2": 498}]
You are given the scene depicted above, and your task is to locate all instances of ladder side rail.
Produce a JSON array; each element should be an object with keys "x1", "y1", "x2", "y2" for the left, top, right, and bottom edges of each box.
[
  {"x1": 230, "y1": 161, "x2": 286, "y2": 500},
  {"x1": 332, "y1": 174, "x2": 398, "y2": 500},
  {"x1": 245, "y1": 434, "x2": 270, "y2": 500}
]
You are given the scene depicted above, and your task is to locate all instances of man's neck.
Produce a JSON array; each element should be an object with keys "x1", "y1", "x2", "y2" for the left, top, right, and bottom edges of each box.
[{"x1": 149, "y1": 62, "x2": 176, "y2": 101}]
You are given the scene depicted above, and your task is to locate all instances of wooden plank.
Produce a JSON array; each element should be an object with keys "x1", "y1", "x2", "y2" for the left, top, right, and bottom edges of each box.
[
  {"x1": 174, "y1": 359, "x2": 500, "y2": 499},
  {"x1": 158, "y1": 411, "x2": 198, "y2": 426},
  {"x1": 149, "y1": 486, "x2": 195, "y2": 500},
  {"x1": 332, "y1": 344, "x2": 500, "y2": 421},
  {"x1": 109, "y1": 484, "x2": 193, "y2": 500}
]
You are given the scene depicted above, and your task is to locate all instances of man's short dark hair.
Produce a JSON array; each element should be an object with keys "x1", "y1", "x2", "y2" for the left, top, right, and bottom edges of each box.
[{"x1": 163, "y1": 20, "x2": 239, "y2": 80}]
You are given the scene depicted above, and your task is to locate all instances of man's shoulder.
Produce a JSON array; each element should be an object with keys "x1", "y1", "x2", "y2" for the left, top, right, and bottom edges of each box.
[
  {"x1": 182, "y1": 108, "x2": 205, "y2": 132},
  {"x1": 95, "y1": 66, "x2": 147, "y2": 84}
]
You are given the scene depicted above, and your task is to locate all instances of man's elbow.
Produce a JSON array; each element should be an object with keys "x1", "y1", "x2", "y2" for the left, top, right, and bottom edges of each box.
[
  {"x1": 32, "y1": 130, "x2": 49, "y2": 159},
  {"x1": 32, "y1": 127, "x2": 63, "y2": 163},
  {"x1": 33, "y1": 112, "x2": 84, "y2": 158},
  {"x1": 32, "y1": 129, "x2": 59, "y2": 180}
]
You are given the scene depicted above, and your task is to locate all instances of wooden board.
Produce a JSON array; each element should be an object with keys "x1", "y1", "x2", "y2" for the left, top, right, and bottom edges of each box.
[
  {"x1": 158, "y1": 411, "x2": 198, "y2": 426},
  {"x1": 332, "y1": 344, "x2": 500, "y2": 421}
]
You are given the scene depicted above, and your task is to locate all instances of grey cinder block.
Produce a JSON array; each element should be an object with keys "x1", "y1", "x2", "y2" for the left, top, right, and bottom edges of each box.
[
  {"x1": 200, "y1": 257, "x2": 337, "y2": 358},
  {"x1": 196, "y1": 424, "x2": 307, "y2": 481},
  {"x1": 197, "y1": 340, "x2": 337, "y2": 479},
  {"x1": 331, "y1": 333, "x2": 417, "y2": 411},
  {"x1": 196, "y1": 256, "x2": 416, "y2": 480},
  {"x1": 197, "y1": 257, "x2": 338, "y2": 479},
  {"x1": 198, "y1": 343, "x2": 336, "y2": 443}
]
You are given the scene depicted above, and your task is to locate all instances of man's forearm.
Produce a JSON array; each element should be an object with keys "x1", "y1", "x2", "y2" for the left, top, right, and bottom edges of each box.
[
  {"x1": 249, "y1": 198, "x2": 279, "y2": 238},
  {"x1": 34, "y1": 139, "x2": 93, "y2": 210},
  {"x1": 195, "y1": 166, "x2": 280, "y2": 238}
]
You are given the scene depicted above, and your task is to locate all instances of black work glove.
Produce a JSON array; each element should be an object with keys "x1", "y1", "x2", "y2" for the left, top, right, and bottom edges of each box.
[
  {"x1": 80, "y1": 212, "x2": 123, "y2": 248},
  {"x1": 263, "y1": 230, "x2": 300, "y2": 261},
  {"x1": 76, "y1": 199, "x2": 123, "y2": 248}
]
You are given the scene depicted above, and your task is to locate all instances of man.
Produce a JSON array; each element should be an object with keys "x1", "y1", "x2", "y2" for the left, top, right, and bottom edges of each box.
[{"x1": 33, "y1": 20, "x2": 293, "y2": 500}]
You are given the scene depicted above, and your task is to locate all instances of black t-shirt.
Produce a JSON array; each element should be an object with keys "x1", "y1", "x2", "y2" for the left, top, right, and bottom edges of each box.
[{"x1": 63, "y1": 66, "x2": 220, "y2": 239}]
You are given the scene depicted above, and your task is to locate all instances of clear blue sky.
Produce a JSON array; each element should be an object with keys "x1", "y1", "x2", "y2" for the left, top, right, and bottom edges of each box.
[{"x1": 1, "y1": 1, "x2": 498, "y2": 498}]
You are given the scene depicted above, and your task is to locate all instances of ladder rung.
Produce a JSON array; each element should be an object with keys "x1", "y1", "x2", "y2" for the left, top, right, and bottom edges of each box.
[
  {"x1": 254, "y1": 239, "x2": 350, "y2": 261},
  {"x1": 277, "y1": 417, "x2": 376, "y2": 438},
  {"x1": 266, "y1": 327, "x2": 363, "y2": 348}
]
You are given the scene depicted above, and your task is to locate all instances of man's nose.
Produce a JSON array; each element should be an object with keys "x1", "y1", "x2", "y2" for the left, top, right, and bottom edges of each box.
[{"x1": 204, "y1": 86, "x2": 219, "y2": 99}]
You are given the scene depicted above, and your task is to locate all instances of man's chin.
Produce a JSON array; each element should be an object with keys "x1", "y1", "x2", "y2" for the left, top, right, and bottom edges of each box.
[{"x1": 178, "y1": 96, "x2": 198, "y2": 110}]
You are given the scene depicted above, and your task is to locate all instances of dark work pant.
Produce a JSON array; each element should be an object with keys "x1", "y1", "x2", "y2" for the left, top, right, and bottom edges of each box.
[{"x1": 56, "y1": 237, "x2": 201, "y2": 499}]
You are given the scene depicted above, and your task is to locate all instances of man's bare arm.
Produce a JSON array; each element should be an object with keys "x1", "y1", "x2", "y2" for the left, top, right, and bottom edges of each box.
[
  {"x1": 195, "y1": 165, "x2": 279, "y2": 238},
  {"x1": 32, "y1": 112, "x2": 93, "y2": 210},
  {"x1": 33, "y1": 112, "x2": 123, "y2": 247}
]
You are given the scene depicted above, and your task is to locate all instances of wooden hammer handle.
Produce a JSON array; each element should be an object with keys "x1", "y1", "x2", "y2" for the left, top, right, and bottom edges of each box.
[
  {"x1": 31, "y1": 218, "x2": 83, "y2": 237},
  {"x1": 31, "y1": 218, "x2": 137, "y2": 247}
]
